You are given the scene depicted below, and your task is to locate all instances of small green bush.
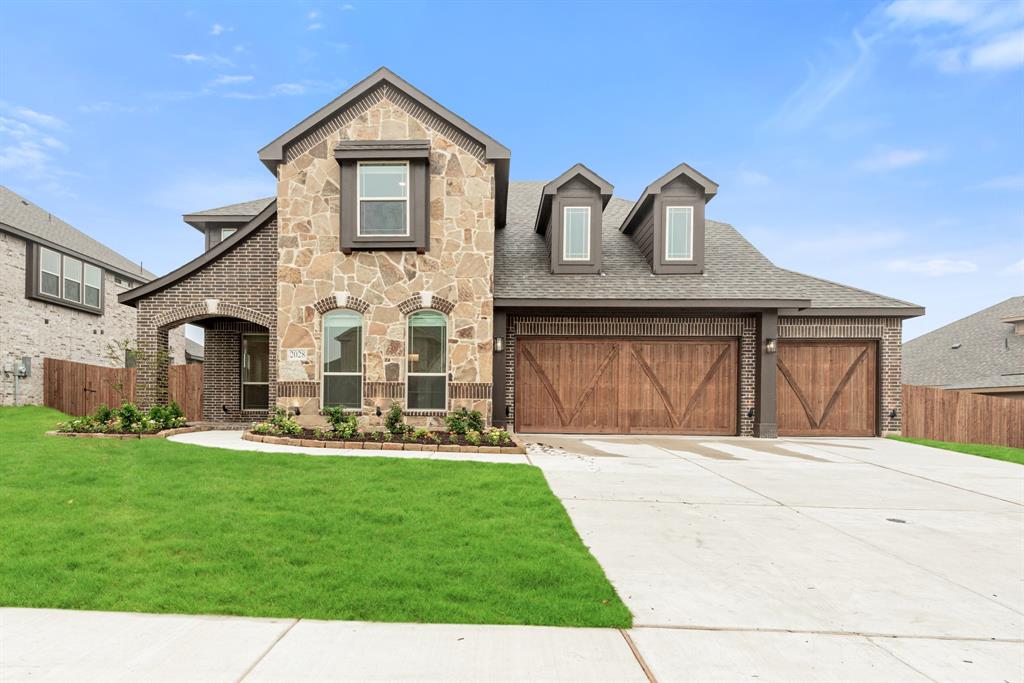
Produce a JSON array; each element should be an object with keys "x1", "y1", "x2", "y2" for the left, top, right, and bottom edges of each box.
[
  {"x1": 93, "y1": 405, "x2": 113, "y2": 424},
  {"x1": 483, "y1": 427, "x2": 512, "y2": 446},
  {"x1": 384, "y1": 402, "x2": 410, "y2": 436},
  {"x1": 253, "y1": 408, "x2": 301, "y2": 437},
  {"x1": 322, "y1": 407, "x2": 359, "y2": 438},
  {"x1": 445, "y1": 408, "x2": 484, "y2": 435},
  {"x1": 464, "y1": 430, "x2": 481, "y2": 446},
  {"x1": 412, "y1": 427, "x2": 430, "y2": 441}
]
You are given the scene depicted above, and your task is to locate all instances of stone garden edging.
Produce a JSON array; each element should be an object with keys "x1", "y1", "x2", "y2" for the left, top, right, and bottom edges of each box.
[
  {"x1": 46, "y1": 426, "x2": 206, "y2": 440},
  {"x1": 242, "y1": 431, "x2": 527, "y2": 454}
]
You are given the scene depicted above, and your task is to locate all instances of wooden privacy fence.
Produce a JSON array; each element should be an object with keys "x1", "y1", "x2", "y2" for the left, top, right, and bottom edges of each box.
[
  {"x1": 43, "y1": 358, "x2": 203, "y2": 422},
  {"x1": 902, "y1": 384, "x2": 1024, "y2": 449}
]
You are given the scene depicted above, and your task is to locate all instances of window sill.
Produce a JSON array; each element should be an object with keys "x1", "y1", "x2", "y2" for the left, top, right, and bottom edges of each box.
[
  {"x1": 404, "y1": 409, "x2": 447, "y2": 417},
  {"x1": 26, "y1": 292, "x2": 103, "y2": 315}
]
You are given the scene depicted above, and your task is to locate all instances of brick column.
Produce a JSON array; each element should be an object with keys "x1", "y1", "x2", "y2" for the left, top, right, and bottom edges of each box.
[
  {"x1": 491, "y1": 310, "x2": 507, "y2": 427},
  {"x1": 755, "y1": 310, "x2": 778, "y2": 438},
  {"x1": 136, "y1": 319, "x2": 169, "y2": 409}
]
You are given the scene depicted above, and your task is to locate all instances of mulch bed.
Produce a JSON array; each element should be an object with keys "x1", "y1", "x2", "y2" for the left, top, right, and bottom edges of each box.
[
  {"x1": 244, "y1": 430, "x2": 525, "y2": 454},
  {"x1": 46, "y1": 426, "x2": 204, "y2": 440}
]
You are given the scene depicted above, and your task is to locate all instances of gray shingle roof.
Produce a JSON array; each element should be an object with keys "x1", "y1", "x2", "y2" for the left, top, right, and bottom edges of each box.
[
  {"x1": 0, "y1": 185, "x2": 155, "y2": 281},
  {"x1": 185, "y1": 197, "x2": 275, "y2": 217},
  {"x1": 903, "y1": 297, "x2": 1024, "y2": 389},
  {"x1": 495, "y1": 181, "x2": 920, "y2": 310},
  {"x1": 186, "y1": 182, "x2": 921, "y2": 312},
  {"x1": 185, "y1": 338, "x2": 205, "y2": 361}
]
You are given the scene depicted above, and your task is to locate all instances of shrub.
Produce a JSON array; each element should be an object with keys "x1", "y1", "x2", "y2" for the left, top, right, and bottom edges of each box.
[
  {"x1": 113, "y1": 402, "x2": 144, "y2": 428},
  {"x1": 464, "y1": 430, "x2": 481, "y2": 446},
  {"x1": 412, "y1": 427, "x2": 430, "y2": 441},
  {"x1": 322, "y1": 407, "x2": 359, "y2": 438},
  {"x1": 384, "y1": 402, "x2": 410, "y2": 436},
  {"x1": 251, "y1": 408, "x2": 301, "y2": 437},
  {"x1": 445, "y1": 408, "x2": 484, "y2": 435},
  {"x1": 483, "y1": 427, "x2": 511, "y2": 446},
  {"x1": 93, "y1": 404, "x2": 113, "y2": 424}
]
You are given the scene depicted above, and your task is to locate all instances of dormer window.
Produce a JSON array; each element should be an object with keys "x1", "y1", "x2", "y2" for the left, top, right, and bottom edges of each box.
[
  {"x1": 665, "y1": 206, "x2": 694, "y2": 261},
  {"x1": 358, "y1": 161, "x2": 409, "y2": 237},
  {"x1": 221, "y1": 227, "x2": 237, "y2": 241},
  {"x1": 563, "y1": 206, "x2": 591, "y2": 261}
]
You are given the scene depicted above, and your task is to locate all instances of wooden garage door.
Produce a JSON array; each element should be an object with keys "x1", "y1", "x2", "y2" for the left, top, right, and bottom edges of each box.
[
  {"x1": 777, "y1": 340, "x2": 877, "y2": 437},
  {"x1": 515, "y1": 338, "x2": 737, "y2": 435}
]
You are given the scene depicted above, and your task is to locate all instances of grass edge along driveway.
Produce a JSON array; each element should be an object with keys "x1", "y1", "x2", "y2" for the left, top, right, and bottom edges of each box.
[
  {"x1": 887, "y1": 435, "x2": 1024, "y2": 465},
  {"x1": 0, "y1": 406, "x2": 630, "y2": 628}
]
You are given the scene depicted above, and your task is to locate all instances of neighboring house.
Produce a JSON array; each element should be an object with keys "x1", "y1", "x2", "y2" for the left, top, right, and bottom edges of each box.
[
  {"x1": 0, "y1": 186, "x2": 186, "y2": 406},
  {"x1": 120, "y1": 67, "x2": 922, "y2": 437},
  {"x1": 185, "y1": 338, "x2": 205, "y2": 364},
  {"x1": 903, "y1": 297, "x2": 1024, "y2": 400}
]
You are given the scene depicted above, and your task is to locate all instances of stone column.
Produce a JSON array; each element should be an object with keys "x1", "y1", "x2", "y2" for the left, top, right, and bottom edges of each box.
[{"x1": 755, "y1": 310, "x2": 778, "y2": 438}]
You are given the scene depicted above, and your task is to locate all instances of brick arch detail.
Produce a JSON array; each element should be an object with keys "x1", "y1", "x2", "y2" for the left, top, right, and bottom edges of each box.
[
  {"x1": 313, "y1": 292, "x2": 370, "y2": 316},
  {"x1": 154, "y1": 300, "x2": 272, "y2": 330},
  {"x1": 397, "y1": 292, "x2": 455, "y2": 316}
]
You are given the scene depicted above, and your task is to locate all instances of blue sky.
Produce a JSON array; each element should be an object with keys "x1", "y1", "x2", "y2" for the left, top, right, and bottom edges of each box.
[{"x1": 1, "y1": 0, "x2": 1021, "y2": 341}]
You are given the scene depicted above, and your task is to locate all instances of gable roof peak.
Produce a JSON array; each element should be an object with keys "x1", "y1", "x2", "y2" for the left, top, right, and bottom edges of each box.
[
  {"x1": 541, "y1": 163, "x2": 614, "y2": 197},
  {"x1": 619, "y1": 162, "x2": 718, "y2": 234}
]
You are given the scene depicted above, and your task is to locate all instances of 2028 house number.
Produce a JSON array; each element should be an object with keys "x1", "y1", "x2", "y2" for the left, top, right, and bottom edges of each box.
[{"x1": 287, "y1": 349, "x2": 308, "y2": 361}]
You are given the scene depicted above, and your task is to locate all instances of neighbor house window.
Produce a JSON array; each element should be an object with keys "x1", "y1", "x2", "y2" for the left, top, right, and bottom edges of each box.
[
  {"x1": 39, "y1": 247, "x2": 61, "y2": 297},
  {"x1": 241, "y1": 334, "x2": 270, "y2": 410},
  {"x1": 62, "y1": 255, "x2": 82, "y2": 303},
  {"x1": 357, "y1": 161, "x2": 409, "y2": 236},
  {"x1": 221, "y1": 227, "x2": 237, "y2": 241},
  {"x1": 407, "y1": 311, "x2": 446, "y2": 411},
  {"x1": 665, "y1": 206, "x2": 693, "y2": 261},
  {"x1": 563, "y1": 206, "x2": 590, "y2": 260},
  {"x1": 83, "y1": 263, "x2": 101, "y2": 308},
  {"x1": 323, "y1": 310, "x2": 362, "y2": 410}
]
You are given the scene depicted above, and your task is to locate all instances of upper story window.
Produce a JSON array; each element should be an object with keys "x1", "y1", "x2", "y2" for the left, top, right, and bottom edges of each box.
[
  {"x1": 563, "y1": 206, "x2": 591, "y2": 261},
  {"x1": 407, "y1": 311, "x2": 447, "y2": 411},
  {"x1": 323, "y1": 310, "x2": 363, "y2": 410},
  {"x1": 357, "y1": 161, "x2": 409, "y2": 237},
  {"x1": 665, "y1": 206, "x2": 694, "y2": 261},
  {"x1": 29, "y1": 245, "x2": 105, "y2": 313},
  {"x1": 221, "y1": 227, "x2": 237, "y2": 241}
]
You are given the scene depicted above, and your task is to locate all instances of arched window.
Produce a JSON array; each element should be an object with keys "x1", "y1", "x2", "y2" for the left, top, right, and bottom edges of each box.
[
  {"x1": 323, "y1": 310, "x2": 362, "y2": 409},
  {"x1": 407, "y1": 310, "x2": 447, "y2": 410}
]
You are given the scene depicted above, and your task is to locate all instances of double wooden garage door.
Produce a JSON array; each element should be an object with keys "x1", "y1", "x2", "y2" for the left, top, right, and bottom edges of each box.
[{"x1": 515, "y1": 337, "x2": 878, "y2": 436}]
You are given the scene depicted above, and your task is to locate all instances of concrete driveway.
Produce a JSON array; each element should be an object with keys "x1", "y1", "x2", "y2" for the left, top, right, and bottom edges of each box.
[{"x1": 529, "y1": 435, "x2": 1024, "y2": 682}]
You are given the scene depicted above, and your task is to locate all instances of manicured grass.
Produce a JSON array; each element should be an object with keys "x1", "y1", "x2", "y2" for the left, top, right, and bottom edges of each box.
[
  {"x1": 0, "y1": 406, "x2": 630, "y2": 627},
  {"x1": 887, "y1": 435, "x2": 1024, "y2": 465}
]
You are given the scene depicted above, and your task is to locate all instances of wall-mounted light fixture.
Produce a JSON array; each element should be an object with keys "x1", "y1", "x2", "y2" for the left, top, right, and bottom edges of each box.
[
  {"x1": 889, "y1": 409, "x2": 897, "y2": 420},
  {"x1": 746, "y1": 407, "x2": 755, "y2": 419},
  {"x1": 765, "y1": 338, "x2": 778, "y2": 354},
  {"x1": 375, "y1": 405, "x2": 382, "y2": 417},
  {"x1": 494, "y1": 337, "x2": 504, "y2": 353}
]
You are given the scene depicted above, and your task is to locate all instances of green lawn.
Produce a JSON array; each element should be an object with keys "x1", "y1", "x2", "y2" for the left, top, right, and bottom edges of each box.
[
  {"x1": 0, "y1": 406, "x2": 630, "y2": 627},
  {"x1": 887, "y1": 435, "x2": 1024, "y2": 465}
]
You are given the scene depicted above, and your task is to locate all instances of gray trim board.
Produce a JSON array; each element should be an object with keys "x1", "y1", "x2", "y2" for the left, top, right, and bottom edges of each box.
[
  {"x1": 494, "y1": 297, "x2": 812, "y2": 310},
  {"x1": 24, "y1": 241, "x2": 106, "y2": 315},
  {"x1": 334, "y1": 139, "x2": 431, "y2": 159},
  {"x1": 119, "y1": 201, "x2": 278, "y2": 306},
  {"x1": 339, "y1": 157, "x2": 429, "y2": 253}
]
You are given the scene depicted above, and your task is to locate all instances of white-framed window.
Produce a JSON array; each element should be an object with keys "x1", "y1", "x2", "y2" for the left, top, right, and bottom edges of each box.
[
  {"x1": 357, "y1": 161, "x2": 409, "y2": 237},
  {"x1": 563, "y1": 206, "x2": 590, "y2": 261},
  {"x1": 407, "y1": 310, "x2": 447, "y2": 411},
  {"x1": 241, "y1": 334, "x2": 270, "y2": 410},
  {"x1": 83, "y1": 263, "x2": 102, "y2": 308},
  {"x1": 62, "y1": 255, "x2": 82, "y2": 303},
  {"x1": 221, "y1": 227, "x2": 237, "y2": 241},
  {"x1": 39, "y1": 247, "x2": 61, "y2": 297},
  {"x1": 665, "y1": 206, "x2": 694, "y2": 261},
  {"x1": 322, "y1": 310, "x2": 363, "y2": 410}
]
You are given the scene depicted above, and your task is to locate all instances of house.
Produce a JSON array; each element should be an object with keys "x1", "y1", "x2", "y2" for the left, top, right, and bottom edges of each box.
[
  {"x1": 120, "y1": 67, "x2": 923, "y2": 437},
  {"x1": 903, "y1": 297, "x2": 1024, "y2": 400},
  {"x1": 0, "y1": 186, "x2": 186, "y2": 406}
]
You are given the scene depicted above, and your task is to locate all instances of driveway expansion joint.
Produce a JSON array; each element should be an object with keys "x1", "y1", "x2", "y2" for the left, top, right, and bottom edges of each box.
[{"x1": 235, "y1": 618, "x2": 300, "y2": 683}]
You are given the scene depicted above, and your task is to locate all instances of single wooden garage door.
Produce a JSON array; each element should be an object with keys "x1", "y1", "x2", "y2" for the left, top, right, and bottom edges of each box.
[
  {"x1": 777, "y1": 340, "x2": 877, "y2": 437},
  {"x1": 515, "y1": 338, "x2": 737, "y2": 434}
]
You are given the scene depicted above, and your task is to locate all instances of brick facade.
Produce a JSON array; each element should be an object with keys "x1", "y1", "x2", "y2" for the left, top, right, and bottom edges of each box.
[
  {"x1": 502, "y1": 312, "x2": 902, "y2": 437},
  {"x1": 134, "y1": 218, "x2": 277, "y2": 422},
  {"x1": 0, "y1": 230, "x2": 184, "y2": 406}
]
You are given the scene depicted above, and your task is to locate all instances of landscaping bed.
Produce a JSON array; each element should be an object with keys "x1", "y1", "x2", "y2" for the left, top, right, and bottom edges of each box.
[
  {"x1": 242, "y1": 430, "x2": 525, "y2": 453},
  {"x1": 52, "y1": 401, "x2": 190, "y2": 437},
  {"x1": 47, "y1": 425, "x2": 203, "y2": 440}
]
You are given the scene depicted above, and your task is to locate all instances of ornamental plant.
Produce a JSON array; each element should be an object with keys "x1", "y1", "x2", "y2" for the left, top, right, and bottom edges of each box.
[
  {"x1": 445, "y1": 407, "x2": 484, "y2": 435},
  {"x1": 384, "y1": 402, "x2": 410, "y2": 437},
  {"x1": 322, "y1": 407, "x2": 359, "y2": 438}
]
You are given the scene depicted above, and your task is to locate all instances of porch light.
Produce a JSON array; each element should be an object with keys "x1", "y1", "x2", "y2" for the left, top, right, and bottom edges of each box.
[
  {"x1": 765, "y1": 338, "x2": 778, "y2": 354},
  {"x1": 494, "y1": 337, "x2": 504, "y2": 353},
  {"x1": 375, "y1": 405, "x2": 382, "y2": 417}
]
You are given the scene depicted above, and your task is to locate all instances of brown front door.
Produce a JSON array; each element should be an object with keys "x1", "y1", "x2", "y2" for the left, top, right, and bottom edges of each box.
[
  {"x1": 515, "y1": 338, "x2": 738, "y2": 435},
  {"x1": 776, "y1": 340, "x2": 877, "y2": 437}
]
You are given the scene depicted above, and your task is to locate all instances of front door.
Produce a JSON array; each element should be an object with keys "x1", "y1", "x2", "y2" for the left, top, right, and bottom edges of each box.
[{"x1": 241, "y1": 333, "x2": 270, "y2": 411}]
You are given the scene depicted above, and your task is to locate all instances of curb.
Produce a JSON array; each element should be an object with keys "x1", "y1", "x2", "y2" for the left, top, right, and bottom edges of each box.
[
  {"x1": 242, "y1": 431, "x2": 526, "y2": 454},
  {"x1": 46, "y1": 426, "x2": 206, "y2": 440}
]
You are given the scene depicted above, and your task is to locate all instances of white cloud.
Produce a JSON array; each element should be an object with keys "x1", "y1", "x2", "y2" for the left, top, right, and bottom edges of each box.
[
  {"x1": 738, "y1": 169, "x2": 771, "y2": 187},
  {"x1": 11, "y1": 106, "x2": 67, "y2": 130},
  {"x1": 884, "y1": 0, "x2": 980, "y2": 26},
  {"x1": 341, "y1": 3, "x2": 355, "y2": 9},
  {"x1": 210, "y1": 23, "x2": 225, "y2": 35},
  {"x1": 886, "y1": 258, "x2": 978, "y2": 275},
  {"x1": 969, "y1": 30, "x2": 1024, "y2": 70},
  {"x1": 307, "y1": 22, "x2": 323, "y2": 30},
  {"x1": 272, "y1": 82, "x2": 306, "y2": 95},
  {"x1": 171, "y1": 52, "x2": 234, "y2": 67},
  {"x1": 173, "y1": 53, "x2": 206, "y2": 63},
  {"x1": 1002, "y1": 258, "x2": 1024, "y2": 275},
  {"x1": 0, "y1": 103, "x2": 74, "y2": 193},
  {"x1": 856, "y1": 147, "x2": 931, "y2": 172},
  {"x1": 973, "y1": 174, "x2": 1024, "y2": 190},
  {"x1": 307, "y1": 10, "x2": 320, "y2": 19},
  {"x1": 210, "y1": 74, "x2": 254, "y2": 86},
  {"x1": 78, "y1": 101, "x2": 138, "y2": 114}
]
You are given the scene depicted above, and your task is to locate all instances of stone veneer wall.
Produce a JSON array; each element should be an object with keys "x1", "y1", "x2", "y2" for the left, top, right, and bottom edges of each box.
[
  {"x1": 504, "y1": 314, "x2": 758, "y2": 436},
  {"x1": 503, "y1": 313, "x2": 903, "y2": 436},
  {"x1": 0, "y1": 230, "x2": 184, "y2": 406},
  {"x1": 134, "y1": 219, "x2": 277, "y2": 421},
  {"x1": 778, "y1": 315, "x2": 903, "y2": 435},
  {"x1": 275, "y1": 91, "x2": 495, "y2": 429}
]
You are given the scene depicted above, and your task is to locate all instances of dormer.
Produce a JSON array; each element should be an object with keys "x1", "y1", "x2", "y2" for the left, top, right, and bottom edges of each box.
[
  {"x1": 184, "y1": 198, "x2": 275, "y2": 251},
  {"x1": 619, "y1": 163, "x2": 717, "y2": 274},
  {"x1": 533, "y1": 164, "x2": 613, "y2": 274}
]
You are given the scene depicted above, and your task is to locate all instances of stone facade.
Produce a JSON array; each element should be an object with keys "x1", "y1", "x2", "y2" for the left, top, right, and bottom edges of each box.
[
  {"x1": 275, "y1": 91, "x2": 495, "y2": 429},
  {"x1": 133, "y1": 218, "x2": 277, "y2": 422},
  {"x1": 502, "y1": 313, "x2": 902, "y2": 436},
  {"x1": 0, "y1": 230, "x2": 184, "y2": 406}
]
